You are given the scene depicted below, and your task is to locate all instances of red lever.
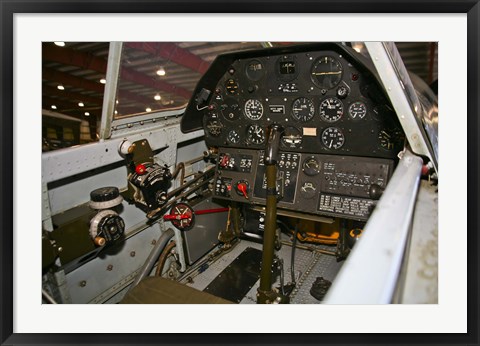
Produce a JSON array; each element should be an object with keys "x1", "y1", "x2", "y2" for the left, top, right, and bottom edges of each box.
[
  {"x1": 237, "y1": 182, "x2": 249, "y2": 199},
  {"x1": 163, "y1": 214, "x2": 191, "y2": 221}
]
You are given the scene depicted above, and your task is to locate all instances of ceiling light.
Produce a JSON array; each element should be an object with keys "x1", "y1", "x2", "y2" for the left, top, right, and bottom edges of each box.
[
  {"x1": 156, "y1": 67, "x2": 166, "y2": 76},
  {"x1": 84, "y1": 112, "x2": 90, "y2": 116},
  {"x1": 51, "y1": 105, "x2": 57, "y2": 109},
  {"x1": 100, "y1": 78, "x2": 106, "y2": 84},
  {"x1": 154, "y1": 94, "x2": 161, "y2": 101},
  {"x1": 116, "y1": 100, "x2": 119, "y2": 104},
  {"x1": 54, "y1": 42, "x2": 65, "y2": 47},
  {"x1": 114, "y1": 110, "x2": 118, "y2": 115},
  {"x1": 78, "y1": 102, "x2": 84, "y2": 107},
  {"x1": 145, "y1": 107, "x2": 152, "y2": 112},
  {"x1": 57, "y1": 85, "x2": 65, "y2": 90}
]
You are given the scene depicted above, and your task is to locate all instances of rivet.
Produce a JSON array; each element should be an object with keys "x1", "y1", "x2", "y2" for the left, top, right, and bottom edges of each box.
[
  {"x1": 80, "y1": 281, "x2": 87, "y2": 287},
  {"x1": 130, "y1": 251, "x2": 136, "y2": 257}
]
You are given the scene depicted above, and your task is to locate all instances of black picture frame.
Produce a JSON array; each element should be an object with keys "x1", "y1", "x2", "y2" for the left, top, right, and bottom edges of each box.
[{"x1": 1, "y1": 1, "x2": 479, "y2": 345}]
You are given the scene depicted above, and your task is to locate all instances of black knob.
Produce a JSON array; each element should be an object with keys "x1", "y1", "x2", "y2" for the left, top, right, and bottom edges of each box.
[
  {"x1": 369, "y1": 184, "x2": 385, "y2": 200},
  {"x1": 90, "y1": 187, "x2": 120, "y2": 203}
]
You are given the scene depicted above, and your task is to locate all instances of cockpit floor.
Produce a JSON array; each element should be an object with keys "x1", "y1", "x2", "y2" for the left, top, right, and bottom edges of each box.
[{"x1": 179, "y1": 238, "x2": 344, "y2": 304}]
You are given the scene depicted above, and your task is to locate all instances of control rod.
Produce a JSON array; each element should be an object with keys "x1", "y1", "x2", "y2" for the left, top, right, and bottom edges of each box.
[{"x1": 257, "y1": 124, "x2": 288, "y2": 304}]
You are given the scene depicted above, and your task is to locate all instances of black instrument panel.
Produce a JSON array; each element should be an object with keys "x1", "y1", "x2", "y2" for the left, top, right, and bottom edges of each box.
[
  {"x1": 194, "y1": 45, "x2": 404, "y2": 159},
  {"x1": 182, "y1": 43, "x2": 405, "y2": 220}
]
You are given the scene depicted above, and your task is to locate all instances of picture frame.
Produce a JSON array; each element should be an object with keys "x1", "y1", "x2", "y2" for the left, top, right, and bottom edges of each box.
[{"x1": 1, "y1": 1, "x2": 479, "y2": 345}]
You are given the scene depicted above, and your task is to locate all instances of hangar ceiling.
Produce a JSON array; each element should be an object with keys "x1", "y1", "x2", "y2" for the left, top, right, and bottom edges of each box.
[{"x1": 42, "y1": 41, "x2": 437, "y2": 141}]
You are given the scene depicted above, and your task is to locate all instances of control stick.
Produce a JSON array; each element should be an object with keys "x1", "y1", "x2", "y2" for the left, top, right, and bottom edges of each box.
[{"x1": 257, "y1": 124, "x2": 287, "y2": 304}]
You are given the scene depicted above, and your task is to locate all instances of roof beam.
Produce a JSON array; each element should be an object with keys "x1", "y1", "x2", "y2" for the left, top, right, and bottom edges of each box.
[
  {"x1": 43, "y1": 44, "x2": 192, "y2": 100},
  {"x1": 125, "y1": 42, "x2": 210, "y2": 75}
]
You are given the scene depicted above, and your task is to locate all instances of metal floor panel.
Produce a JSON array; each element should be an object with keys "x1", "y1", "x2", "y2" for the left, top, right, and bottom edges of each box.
[{"x1": 181, "y1": 237, "x2": 344, "y2": 304}]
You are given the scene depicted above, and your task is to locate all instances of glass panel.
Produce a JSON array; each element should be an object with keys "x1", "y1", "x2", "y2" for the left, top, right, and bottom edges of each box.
[
  {"x1": 113, "y1": 42, "x2": 265, "y2": 119},
  {"x1": 42, "y1": 41, "x2": 109, "y2": 151}
]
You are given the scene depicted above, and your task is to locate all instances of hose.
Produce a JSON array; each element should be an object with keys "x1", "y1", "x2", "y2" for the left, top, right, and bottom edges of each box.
[
  {"x1": 129, "y1": 228, "x2": 175, "y2": 290},
  {"x1": 155, "y1": 240, "x2": 177, "y2": 277}
]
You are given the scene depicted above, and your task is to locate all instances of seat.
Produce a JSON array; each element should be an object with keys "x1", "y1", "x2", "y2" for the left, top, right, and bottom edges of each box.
[{"x1": 121, "y1": 277, "x2": 233, "y2": 304}]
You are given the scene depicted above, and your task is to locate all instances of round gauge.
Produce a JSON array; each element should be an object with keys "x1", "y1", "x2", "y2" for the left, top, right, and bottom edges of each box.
[
  {"x1": 311, "y1": 56, "x2": 343, "y2": 89},
  {"x1": 321, "y1": 127, "x2": 345, "y2": 149},
  {"x1": 245, "y1": 59, "x2": 265, "y2": 81},
  {"x1": 302, "y1": 156, "x2": 321, "y2": 176},
  {"x1": 225, "y1": 79, "x2": 239, "y2": 95},
  {"x1": 349, "y1": 102, "x2": 367, "y2": 119},
  {"x1": 276, "y1": 55, "x2": 299, "y2": 81},
  {"x1": 220, "y1": 98, "x2": 241, "y2": 121},
  {"x1": 300, "y1": 182, "x2": 317, "y2": 199},
  {"x1": 206, "y1": 119, "x2": 223, "y2": 137},
  {"x1": 291, "y1": 97, "x2": 315, "y2": 122},
  {"x1": 246, "y1": 124, "x2": 265, "y2": 145},
  {"x1": 227, "y1": 129, "x2": 241, "y2": 144},
  {"x1": 244, "y1": 99, "x2": 264, "y2": 120},
  {"x1": 281, "y1": 126, "x2": 303, "y2": 149},
  {"x1": 319, "y1": 97, "x2": 344, "y2": 122}
]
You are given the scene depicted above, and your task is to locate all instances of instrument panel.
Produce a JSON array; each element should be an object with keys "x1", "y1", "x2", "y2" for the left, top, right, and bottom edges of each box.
[
  {"x1": 182, "y1": 43, "x2": 405, "y2": 220},
  {"x1": 198, "y1": 46, "x2": 404, "y2": 159}
]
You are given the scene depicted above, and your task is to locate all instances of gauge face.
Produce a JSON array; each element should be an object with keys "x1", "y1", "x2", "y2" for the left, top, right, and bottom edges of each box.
[
  {"x1": 281, "y1": 126, "x2": 303, "y2": 149},
  {"x1": 244, "y1": 99, "x2": 264, "y2": 120},
  {"x1": 321, "y1": 127, "x2": 345, "y2": 149},
  {"x1": 302, "y1": 156, "x2": 321, "y2": 176},
  {"x1": 225, "y1": 79, "x2": 239, "y2": 95},
  {"x1": 319, "y1": 97, "x2": 344, "y2": 122},
  {"x1": 300, "y1": 182, "x2": 317, "y2": 199},
  {"x1": 291, "y1": 97, "x2": 315, "y2": 122},
  {"x1": 245, "y1": 59, "x2": 265, "y2": 81},
  {"x1": 311, "y1": 56, "x2": 343, "y2": 89},
  {"x1": 246, "y1": 124, "x2": 265, "y2": 145},
  {"x1": 349, "y1": 102, "x2": 367, "y2": 119},
  {"x1": 276, "y1": 55, "x2": 298, "y2": 81},
  {"x1": 227, "y1": 129, "x2": 241, "y2": 144},
  {"x1": 206, "y1": 120, "x2": 223, "y2": 137}
]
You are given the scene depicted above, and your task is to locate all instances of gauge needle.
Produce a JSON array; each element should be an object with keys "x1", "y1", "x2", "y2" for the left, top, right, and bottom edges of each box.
[{"x1": 329, "y1": 140, "x2": 333, "y2": 147}]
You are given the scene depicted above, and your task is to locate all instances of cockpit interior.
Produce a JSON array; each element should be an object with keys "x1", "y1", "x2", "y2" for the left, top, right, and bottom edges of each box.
[{"x1": 41, "y1": 42, "x2": 438, "y2": 305}]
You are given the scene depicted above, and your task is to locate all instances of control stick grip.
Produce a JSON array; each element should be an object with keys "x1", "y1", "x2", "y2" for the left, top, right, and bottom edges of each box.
[{"x1": 265, "y1": 124, "x2": 284, "y2": 165}]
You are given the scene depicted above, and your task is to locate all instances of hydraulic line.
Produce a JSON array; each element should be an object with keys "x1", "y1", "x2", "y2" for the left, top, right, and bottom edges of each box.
[{"x1": 129, "y1": 228, "x2": 175, "y2": 290}]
